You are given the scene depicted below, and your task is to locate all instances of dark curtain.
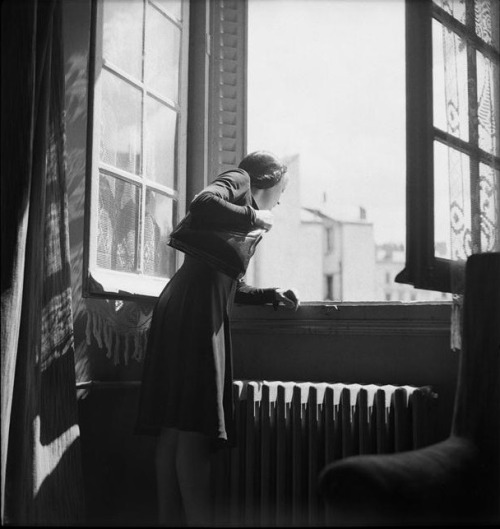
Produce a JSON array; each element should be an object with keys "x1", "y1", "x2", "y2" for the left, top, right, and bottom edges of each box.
[{"x1": 1, "y1": 0, "x2": 85, "y2": 524}]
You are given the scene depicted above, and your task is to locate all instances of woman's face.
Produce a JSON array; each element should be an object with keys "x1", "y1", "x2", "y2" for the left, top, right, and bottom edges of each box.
[{"x1": 255, "y1": 173, "x2": 289, "y2": 210}]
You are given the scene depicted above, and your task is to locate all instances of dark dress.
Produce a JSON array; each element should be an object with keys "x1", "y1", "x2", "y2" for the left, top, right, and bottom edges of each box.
[{"x1": 135, "y1": 169, "x2": 276, "y2": 448}]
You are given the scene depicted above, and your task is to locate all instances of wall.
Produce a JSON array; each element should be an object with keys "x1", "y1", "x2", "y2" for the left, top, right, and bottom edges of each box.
[
  {"x1": 341, "y1": 222, "x2": 377, "y2": 301},
  {"x1": 62, "y1": 2, "x2": 459, "y2": 526},
  {"x1": 249, "y1": 154, "x2": 325, "y2": 300}
]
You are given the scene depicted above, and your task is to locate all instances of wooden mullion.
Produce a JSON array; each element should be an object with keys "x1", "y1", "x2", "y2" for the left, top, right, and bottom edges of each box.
[
  {"x1": 138, "y1": 0, "x2": 147, "y2": 273},
  {"x1": 83, "y1": 0, "x2": 101, "y2": 298},
  {"x1": 434, "y1": 128, "x2": 500, "y2": 170},
  {"x1": 466, "y1": 0, "x2": 482, "y2": 253},
  {"x1": 432, "y1": 2, "x2": 500, "y2": 65},
  {"x1": 148, "y1": 0, "x2": 183, "y2": 30},
  {"x1": 398, "y1": 0, "x2": 435, "y2": 289}
]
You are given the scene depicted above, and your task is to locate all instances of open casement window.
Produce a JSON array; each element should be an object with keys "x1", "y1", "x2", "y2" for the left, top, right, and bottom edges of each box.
[
  {"x1": 84, "y1": 0, "x2": 248, "y2": 299},
  {"x1": 84, "y1": 0, "x2": 189, "y2": 299},
  {"x1": 397, "y1": 0, "x2": 499, "y2": 293}
]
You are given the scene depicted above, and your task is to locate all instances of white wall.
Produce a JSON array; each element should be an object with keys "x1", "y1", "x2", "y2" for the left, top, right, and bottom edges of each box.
[
  {"x1": 341, "y1": 222, "x2": 377, "y2": 301},
  {"x1": 248, "y1": 154, "x2": 323, "y2": 299}
]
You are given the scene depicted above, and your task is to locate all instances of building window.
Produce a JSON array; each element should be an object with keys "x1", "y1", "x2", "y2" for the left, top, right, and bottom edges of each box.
[
  {"x1": 325, "y1": 274, "x2": 333, "y2": 300},
  {"x1": 325, "y1": 227, "x2": 333, "y2": 253},
  {"x1": 85, "y1": 0, "x2": 189, "y2": 298},
  {"x1": 397, "y1": 0, "x2": 499, "y2": 293}
]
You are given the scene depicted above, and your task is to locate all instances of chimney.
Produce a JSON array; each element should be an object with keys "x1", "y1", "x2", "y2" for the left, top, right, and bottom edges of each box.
[{"x1": 359, "y1": 206, "x2": 366, "y2": 220}]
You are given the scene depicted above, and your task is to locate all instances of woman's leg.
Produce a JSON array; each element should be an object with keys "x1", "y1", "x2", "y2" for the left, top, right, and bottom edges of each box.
[
  {"x1": 176, "y1": 430, "x2": 213, "y2": 527},
  {"x1": 156, "y1": 427, "x2": 183, "y2": 526}
]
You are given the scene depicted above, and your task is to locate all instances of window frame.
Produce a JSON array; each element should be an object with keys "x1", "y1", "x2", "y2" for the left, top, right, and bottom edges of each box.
[
  {"x1": 83, "y1": 0, "x2": 190, "y2": 301},
  {"x1": 397, "y1": 0, "x2": 500, "y2": 293}
]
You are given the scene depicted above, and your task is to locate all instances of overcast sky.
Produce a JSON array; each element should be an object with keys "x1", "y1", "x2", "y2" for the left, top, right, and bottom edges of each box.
[{"x1": 247, "y1": 0, "x2": 407, "y2": 244}]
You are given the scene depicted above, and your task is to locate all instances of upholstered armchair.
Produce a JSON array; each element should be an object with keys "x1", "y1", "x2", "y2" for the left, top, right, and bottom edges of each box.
[{"x1": 318, "y1": 253, "x2": 500, "y2": 526}]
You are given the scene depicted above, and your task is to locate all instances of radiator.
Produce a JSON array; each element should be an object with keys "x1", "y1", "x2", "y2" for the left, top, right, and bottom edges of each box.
[{"x1": 212, "y1": 380, "x2": 438, "y2": 527}]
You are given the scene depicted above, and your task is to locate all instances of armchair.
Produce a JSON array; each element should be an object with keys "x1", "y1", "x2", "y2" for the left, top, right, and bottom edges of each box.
[{"x1": 318, "y1": 253, "x2": 500, "y2": 526}]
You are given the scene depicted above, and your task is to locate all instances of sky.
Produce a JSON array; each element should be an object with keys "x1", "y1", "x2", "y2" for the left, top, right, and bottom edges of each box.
[{"x1": 247, "y1": 0, "x2": 407, "y2": 244}]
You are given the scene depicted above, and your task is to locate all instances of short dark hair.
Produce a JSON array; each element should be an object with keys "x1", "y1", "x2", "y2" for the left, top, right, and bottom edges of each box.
[{"x1": 238, "y1": 151, "x2": 287, "y2": 189}]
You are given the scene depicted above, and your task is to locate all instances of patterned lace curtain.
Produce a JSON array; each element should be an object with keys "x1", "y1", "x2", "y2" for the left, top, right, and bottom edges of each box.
[{"x1": 437, "y1": 0, "x2": 499, "y2": 349}]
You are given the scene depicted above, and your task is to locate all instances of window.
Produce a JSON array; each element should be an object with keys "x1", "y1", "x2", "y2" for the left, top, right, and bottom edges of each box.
[
  {"x1": 325, "y1": 274, "x2": 333, "y2": 301},
  {"x1": 83, "y1": 0, "x2": 497, "y2": 303},
  {"x1": 84, "y1": 0, "x2": 248, "y2": 299},
  {"x1": 246, "y1": 0, "x2": 496, "y2": 302},
  {"x1": 84, "y1": 0, "x2": 189, "y2": 298},
  {"x1": 247, "y1": 0, "x2": 409, "y2": 302},
  {"x1": 325, "y1": 227, "x2": 333, "y2": 254},
  {"x1": 397, "y1": 0, "x2": 499, "y2": 293}
]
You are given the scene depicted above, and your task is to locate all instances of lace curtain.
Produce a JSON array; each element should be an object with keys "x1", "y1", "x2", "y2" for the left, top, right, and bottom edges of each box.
[{"x1": 437, "y1": 0, "x2": 499, "y2": 349}]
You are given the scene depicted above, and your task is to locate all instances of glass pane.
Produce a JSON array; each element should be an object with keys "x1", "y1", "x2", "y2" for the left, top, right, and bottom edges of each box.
[
  {"x1": 145, "y1": 96, "x2": 177, "y2": 187},
  {"x1": 103, "y1": 0, "x2": 143, "y2": 79},
  {"x1": 434, "y1": 141, "x2": 472, "y2": 260},
  {"x1": 100, "y1": 70, "x2": 142, "y2": 175},
  {"x1": 475, "y1": 0, "x2": 500, "y2": 51},
  {"x1": 151, "y1": 0, "x2": 182, "y2": 21},
  {"x1": 432, "y1": 19, "x2": 469, "y2": 141},
  {"x1": 433, "y1": 0, "x2": 466, "y2": 24},
  {"x1": 145, "y1": 3, "x2": 181, "y2": 102},
  {"x1": 97, "y1": 173, "x2": 140, "y2": 272},
  {"x1": 476, "y1": 51, "x2": 499, "y2": 156},
  {"x1": 434, "y1": 141, "x2": 452, "y2": 259},
  {"x1": 144, "y1": 190, "x2": 176, "y2": 277},
  {"x1": 479, "y1": 163, "x2": 500, "y2": 252}
]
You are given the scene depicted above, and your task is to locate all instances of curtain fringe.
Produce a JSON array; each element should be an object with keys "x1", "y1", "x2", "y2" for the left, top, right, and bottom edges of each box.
[{"x1": 84, "y1": 301, "x2": 151, "y2": 366}]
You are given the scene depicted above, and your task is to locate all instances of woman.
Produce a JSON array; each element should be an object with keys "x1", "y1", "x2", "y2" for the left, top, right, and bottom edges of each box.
[{"x1": 135, "y1": 151, "x2": 300, "y2": 526}]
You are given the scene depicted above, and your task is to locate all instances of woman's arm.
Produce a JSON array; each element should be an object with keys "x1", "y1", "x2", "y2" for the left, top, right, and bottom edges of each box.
[
  {"x1": 235, "y1": 280, "x2": 300, "y2": 310},
  {"x1": 234, "y1": 279, "x2": 277, "y2": 305},
  {"x1": 189, "y1": 170, "x2": 256, "y2": 229}
]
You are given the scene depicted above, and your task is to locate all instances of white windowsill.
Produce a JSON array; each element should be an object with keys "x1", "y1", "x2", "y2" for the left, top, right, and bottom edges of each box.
[{"x1": 86, "y1": 267, "x2": 169, "y2": 299}]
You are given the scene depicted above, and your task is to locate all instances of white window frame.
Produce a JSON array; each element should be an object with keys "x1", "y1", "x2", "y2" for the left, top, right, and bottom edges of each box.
[{"x1": 83, "y1": 0, "x2": 190, "y2": 300}]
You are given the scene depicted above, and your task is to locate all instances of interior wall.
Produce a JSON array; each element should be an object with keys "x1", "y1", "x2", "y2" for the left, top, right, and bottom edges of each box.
[{"x1": 62, "y1": 2, "x2": 459, "y2": 525}]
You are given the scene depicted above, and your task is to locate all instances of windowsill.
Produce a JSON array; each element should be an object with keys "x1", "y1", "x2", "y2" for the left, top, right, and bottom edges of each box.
[
  {"x1": 84, "y1": 268, "x2": 168, "y2": 301},
  {"x1": 83, "y1": 265, "x2": 452, "y2": 334},
  {"x1": 231, "y1": 301, "x2": 452, "y2": 335}
]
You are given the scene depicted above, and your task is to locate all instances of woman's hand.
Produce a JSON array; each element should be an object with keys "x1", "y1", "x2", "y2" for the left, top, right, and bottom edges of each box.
[
  {"x1": 254, "y1": 210, "x2": 274, "y2": 231},
  {"x1": 274, "y1": 288, "x2": 300, "y2": 311}
]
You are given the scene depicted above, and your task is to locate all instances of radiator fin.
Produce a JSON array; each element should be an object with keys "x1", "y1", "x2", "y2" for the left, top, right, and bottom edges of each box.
[{"x1": 213, "y1": 380, "x2": 437, "y2": 526}]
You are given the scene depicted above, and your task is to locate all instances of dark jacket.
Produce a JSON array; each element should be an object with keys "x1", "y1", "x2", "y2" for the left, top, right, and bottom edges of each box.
[{"x1": 189, "y1": 168, "x2": 276, "y2": 304}]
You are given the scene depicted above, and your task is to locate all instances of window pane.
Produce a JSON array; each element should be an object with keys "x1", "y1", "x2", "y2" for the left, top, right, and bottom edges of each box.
[
  {"x1": 103, "y1": 0, "x2": 143, "y2": 80},
  {"x1": 144, "y1": 190, "x2": 177, "y2": 277},
  {"x1": 475, "y1": 0, "x2": 500, "y2": 51},
  {"x1": 247, "y1": 0, "x2": 450, "y2": 301},
  {"x1": 145, "y1": 96, "x2": 177, "y2": 187},
  {"x1": 145, "y1": 3, "x2": 181, "y2": 102},
  {"x1": 100, "y1": 70, "x2": 142, "y2": 175},
  {"x1": 434, "y1": 141, "x2": 472, "y2": 260},
  {"x1": 433, "y1": 0, "x2": 466, "y2": 24},
  {"x1": 479, "y1": 163, "x2": 500, "y2": 252},
  {"x1": 476, "y1": 51, "x2": 499, "y2": 156},
  {"x1": 97, "y1": 173, "x2": 140, "y2": 272},
  {"x1": 432, "y1": 19, "x2": 469, "y2": 141},
  {"x1": 152, "y1": 0, "x2": 182, "y2": 21}
]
